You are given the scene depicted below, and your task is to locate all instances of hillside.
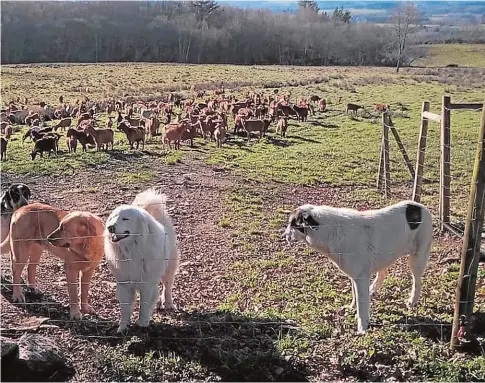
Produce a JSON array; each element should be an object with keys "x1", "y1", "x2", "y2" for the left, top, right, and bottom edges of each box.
[{"x1": 223, "y1": 1, "x2": 485, "y2": 23}]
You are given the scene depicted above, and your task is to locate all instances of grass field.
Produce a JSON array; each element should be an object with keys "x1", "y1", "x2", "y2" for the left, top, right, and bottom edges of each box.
[
  {"x1": 1, "y1": 62, "x2": 485, "y2": 382},
  {"x1": 414, "y1": 44, "x2": 485, "y2": 68}
]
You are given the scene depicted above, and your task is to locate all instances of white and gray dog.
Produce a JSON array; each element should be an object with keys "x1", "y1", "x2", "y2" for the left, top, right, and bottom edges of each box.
[
  {"x1": 284, "y1": 200, "x2": 433, "y2": 334},
  {"x1": 1, "y1": 183, "x2": 32, "y2": 244}
]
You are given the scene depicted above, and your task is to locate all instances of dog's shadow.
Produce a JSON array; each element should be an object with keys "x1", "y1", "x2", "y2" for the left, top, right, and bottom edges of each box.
[
  {"x1": 1, "y1": 276, "x2": 308, "y2": 381},
  {"x1": 98, "y1": 310, "x2": 310, "y2": 382}
]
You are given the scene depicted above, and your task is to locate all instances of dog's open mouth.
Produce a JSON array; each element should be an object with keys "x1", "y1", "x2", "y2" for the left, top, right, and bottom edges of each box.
[{"x1": 111, "y1": 231, "x2": 130, "y2": 242}]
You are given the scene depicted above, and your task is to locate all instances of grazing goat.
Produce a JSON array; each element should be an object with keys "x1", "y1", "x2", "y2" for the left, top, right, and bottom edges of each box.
[
  {"x1": 118, "y1": 121, "x2": 146, "y2": 150},
  {"x1": 374, "y1": 104, "x2": 390, "y2": 112},
  {"x1": 84, "y1": 125, "x2": 114, "y2": 151},
  {"x1": 276, "y1": 117, "x2": 288, "y2": 137},
  {"x1": 1, "y1": 137, "x2": 7, "y2": 161},
  {"x1": 346, "y1": 103, "x2": 362, "y2": 116},
  {"x1": 54, "y1": 117, "x2": 72, "y2": 131},
  {"x1": 31, "y1": 136, "x2": 58, "y2": 160}
]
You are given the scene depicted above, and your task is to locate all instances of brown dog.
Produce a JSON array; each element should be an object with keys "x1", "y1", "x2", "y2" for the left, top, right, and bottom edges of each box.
[{"x1": 1, "y1": 203, "x2": 105, "y2": 319}]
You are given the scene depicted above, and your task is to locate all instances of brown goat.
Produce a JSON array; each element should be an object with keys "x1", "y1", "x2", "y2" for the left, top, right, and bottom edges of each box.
[
  {"x1": 144, "y1": 116, "x2": 160, "y2": 138},
  {"x1": 214, "y1": 124, "x2": 226, "y2": 148},
  {"x1": 54, "y1": 117, "x2": 72, "y2": 131},
  {"x1": 4, "y1": 125, "x2": 13, "y2": 139},
  {"x1": 125, "y1": 116, "x2": 141, "y2": 127},
  {"x1": 66, "y1": 135, "x2": 77, "y2": 153},
  {"x1": 241, "y1": 118, "x2": 264, "y2": 142},
  {"x1": 84, "y1": 125, "x2": 114, "y2": 151},
  {"x1": 181, "y1": 122, "x2": 198, "y2": 148},
  {"x1": 106, "y1": 116, "x2": 114, "y2": 129},
  {"x1": 25, "y1": 112, "x2": 40, "y2": 126},
  {"x1": 374, "y1": 103, "x2": 390, "y2": 112},
  {"x1": 67, "y1": 127, "x2": 95, "y2": 152},
  {"x1": 276, "y1": 117, "x2": 288, "y2": 137},
  {"x1": 118, "y1": 121, "x2": 146, "y2": 150},
  {"x1": 1, "y1": 137, "x2": 7, "y2": 161},
  {"x1": 77, "y1": 112, "x2": 91, "y2": 124},
  {"x1": 164, "y1": 121, "x2": 189, "y2": 150}
]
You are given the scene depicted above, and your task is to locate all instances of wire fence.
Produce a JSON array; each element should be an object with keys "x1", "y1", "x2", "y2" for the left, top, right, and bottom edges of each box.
[{"x1": 1, "y1": 102, "x2": 483, "y2": 345}]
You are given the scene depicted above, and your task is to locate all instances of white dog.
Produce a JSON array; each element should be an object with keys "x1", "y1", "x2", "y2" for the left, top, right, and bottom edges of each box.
[
  {"x1": 104, "y1": 188, "x2": 179, "y2": 333},
  {"x1": 284, "y1": 200, "x2": 433, "y2": 334}
]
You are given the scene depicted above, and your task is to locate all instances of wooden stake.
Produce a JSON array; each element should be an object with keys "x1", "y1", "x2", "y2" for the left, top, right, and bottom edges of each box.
[
  {"x1": 390, "y1": 125, "x2": 415, "y2": 179},
  {"x1": 450, "y1": 101, "x2": 485, "y2": 348},
  {"x1": 440, "y1": 95, "x2": 451, "y2": 230},
  {"x1": 377, "y1": 136, "x2": 385, "y2": 190},
  {"x1": 413, "y1": 102, "x2": 430, "y2": 203},
  {"x1": 383, "y1": 113, "x2": 391, "y2": 198}
]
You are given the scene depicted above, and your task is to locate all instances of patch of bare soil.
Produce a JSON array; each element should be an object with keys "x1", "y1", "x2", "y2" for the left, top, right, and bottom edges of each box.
[{"x1": 0, "y1": 154, "x2": 472, "y2": 381}]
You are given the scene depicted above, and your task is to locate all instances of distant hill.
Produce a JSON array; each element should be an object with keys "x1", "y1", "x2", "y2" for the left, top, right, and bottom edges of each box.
[{"x1": 219, "y1": 1, "x2": 485, "y2": 23}]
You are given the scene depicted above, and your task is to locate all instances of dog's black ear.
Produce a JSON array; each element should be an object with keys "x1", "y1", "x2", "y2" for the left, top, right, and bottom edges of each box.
[
  {"x1": 301, "y1": 212, "x2": 319, "y2": 230},
  {"x1": 19, "y1": 184, "x2": 31, "y2": 200},
  {"x1": 8, "y1": 185, "x2": 21, "y2": 204},
  {"x1": 290, "y1": 209, "x2": 319, "y2": 232}
]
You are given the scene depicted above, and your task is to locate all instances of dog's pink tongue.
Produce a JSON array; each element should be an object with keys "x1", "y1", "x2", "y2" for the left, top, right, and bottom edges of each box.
[{"x1": 111, "y1": 233, "x2": 117, "y2": 241}]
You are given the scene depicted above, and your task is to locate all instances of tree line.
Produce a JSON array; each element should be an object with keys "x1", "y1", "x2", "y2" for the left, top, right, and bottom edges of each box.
[{"x1": 0, "y1": 1, "x2": 478, "y2": 67}]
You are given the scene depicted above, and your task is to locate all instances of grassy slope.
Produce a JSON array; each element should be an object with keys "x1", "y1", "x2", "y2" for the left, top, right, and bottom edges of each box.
[
  {"x1": 2, "y1": 63, "x2": 485, "y2": 381},
  {"x1": 414, "y1": 44, "x2": 485, "y2": 68}
]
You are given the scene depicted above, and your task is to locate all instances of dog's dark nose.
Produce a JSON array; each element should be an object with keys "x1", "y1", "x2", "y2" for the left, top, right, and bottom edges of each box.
[{"x1": 107, "y1": 225, "x2": 116, "y2": 233}]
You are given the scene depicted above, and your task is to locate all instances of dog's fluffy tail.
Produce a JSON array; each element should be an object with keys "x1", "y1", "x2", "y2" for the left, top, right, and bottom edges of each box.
[{"x1": 132, "y1": 188, "x2": 175, "y2": 234}]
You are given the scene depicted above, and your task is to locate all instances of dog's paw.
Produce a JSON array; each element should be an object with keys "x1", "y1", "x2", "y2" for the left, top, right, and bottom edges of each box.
[
  {"x1": 12, "y1": 292, "x2": 26, "y2": 303},
  {"x1": 163, "y1": 303, "x2": 177, "y2": 311},
  {"x1": 81, "y1": 303, "x2": 96, "y2": 315},
  {"x1": 117, "y1": 323, "x2": 129, "y2": 334},
  {"x1": 70, "y1": 310, "x2": 83, "y2": 320},
  {"x1": 157, "y1": 300, "x2": 177, "y2": 311},
  {"x1": 406, "y1": 299, "x2": 418, "y2": 310},
  {"x1": 136, "y1": 319, "x2": 150, "y2": 327}
]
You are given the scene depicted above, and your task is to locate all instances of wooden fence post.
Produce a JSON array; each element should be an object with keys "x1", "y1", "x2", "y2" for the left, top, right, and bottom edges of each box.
[
  {"x1": 382, "y1": 113, "x2": 391, "y2": 198},
  {"x1": 413, "y1": 102, "x2": 430, "y2": 202},
  {"x1": 450, "y1": 101, "x2": 485, "y2": 348},
  {"x1": 440, "y1": 95, "x2": 451, "y2": 230},
  {"x1": 390, "y1": 124, "x2": 415, "y2": 180}
]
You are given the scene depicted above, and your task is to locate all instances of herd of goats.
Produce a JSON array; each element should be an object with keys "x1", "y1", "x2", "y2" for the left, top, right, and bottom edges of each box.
[{"x1": 0, "y1": 89, "x2": 390, "y2": 161}]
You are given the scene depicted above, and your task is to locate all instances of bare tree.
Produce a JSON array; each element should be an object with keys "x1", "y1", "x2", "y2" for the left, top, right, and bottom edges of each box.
[{"x1": 391, "y1": 2, "x2": 422, "y2": 73}]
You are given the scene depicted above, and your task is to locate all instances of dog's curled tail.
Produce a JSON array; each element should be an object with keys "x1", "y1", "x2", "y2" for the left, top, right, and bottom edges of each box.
[{"x1": 132, "y1": 188, "x2": 174, "y2": 230}]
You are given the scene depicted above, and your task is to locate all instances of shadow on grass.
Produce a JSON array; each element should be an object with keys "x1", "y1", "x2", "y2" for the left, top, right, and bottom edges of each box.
[
  {"x1": 98, "y1": 310, "x2": 310, "y2": 382},
  {"x1": 310, "y1": 121, "x2": 339, "y2": 129},
  {"x1": 1, "y1": 276, "x2": 308, "y2": 381}
]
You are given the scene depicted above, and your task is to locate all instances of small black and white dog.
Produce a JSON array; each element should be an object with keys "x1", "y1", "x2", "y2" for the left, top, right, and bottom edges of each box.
[{"x1": 1, "y1": 183, "x2": 32, "y2": 244}]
